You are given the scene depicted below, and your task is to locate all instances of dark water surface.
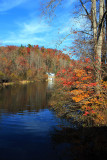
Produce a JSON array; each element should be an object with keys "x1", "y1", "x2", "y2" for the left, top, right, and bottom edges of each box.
[{"x1": 0, "y1": 82, "x2": 107, "y2": 160}]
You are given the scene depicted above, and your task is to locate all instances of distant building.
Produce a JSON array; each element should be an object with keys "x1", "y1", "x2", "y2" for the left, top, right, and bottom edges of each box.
[{"x1": 46, "y1": 72, "x2": 55, "y2": 81}]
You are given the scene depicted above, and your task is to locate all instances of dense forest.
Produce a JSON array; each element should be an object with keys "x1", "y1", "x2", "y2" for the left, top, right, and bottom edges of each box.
[{"x1": 0, "y1": 45, "x2": 70, "y2": 82}]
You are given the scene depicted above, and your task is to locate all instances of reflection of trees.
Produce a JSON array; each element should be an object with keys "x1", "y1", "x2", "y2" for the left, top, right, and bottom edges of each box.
[
  {"x1": 50, "y1": 126, "x2": 107, "y2": 160},
  {"x1": 0, "y1": 82, "x2": 50, "y2": 113}
]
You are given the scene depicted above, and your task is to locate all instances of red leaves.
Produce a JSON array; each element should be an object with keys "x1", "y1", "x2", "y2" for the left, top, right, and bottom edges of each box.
[
  {"x1": 67, "y1": 81, "x2": 72, "y2": 85},
  {"x1": 73, "y1": 31, "x2": 77, "y2": 34},
  {"x1": 56, "y1": 62, "x2": 94, "y2": 89},
  {"x1": 19, "y1": 47, "x2": 27, "y2": 55},
  {"x1": 34, "y1": 45, "x2": 39, "y2": 50},
  {"x1": 63, "y1": 80, "x2": 72, "y2": 86},
  {"x1": 91, "y1": 110, "x2": 95, "y2": 114},
  {"x1": 27, "y1": 47, "x2": 30, "y2": 54},
  {"x1": 83, "y1": 111, "x2": 89, "y2": 116},
  {"x1": 87, "y1": 83, "x2": 97, "y2": 87},
  {"x1": 16, "y1": 56, "x2": 28, "y2": 67},
  {"x1": 83, "y1": 109, "x2": 96, "y2": 116},
  {"x1": 86, "y1": 66, "x2": 91, "y2": 69},
  {"x1": 7, "y1": 45, "x2": 18, "y2": 51},
  {"x1": 62, "y1": 69, "x2": 66, "y2": 73}
]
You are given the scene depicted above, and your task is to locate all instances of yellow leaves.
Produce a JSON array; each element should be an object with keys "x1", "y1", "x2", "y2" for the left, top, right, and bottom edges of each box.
[
  {"x1": 94, "y1": 113, "x2": 104, "y2": 124},
  {"x1": 70, "y1": 89, "x2": 84, "y2": 95},
  {"x1": 0, "y1": 71, "x2": 5, "y2": 77},
  {"x1": 89, "y1": 96, "x2": 104, "y2": 105},
  {"x1": 83, "y1": 101, "x2": 91, "y2": 105},
  {"x1": 72, "y1": 91, "x2": 89, "y2": 102},
  {"x1": 82, "y1": 76, "x2": 92, "y2": 81},
  {"x1": 75, "y1": 81, "x2": 81, "y2": 84},
  {"x1": 74, "y1": 69, "x2": 85, "y2": 78},
  {"x1": 76, "y1": 73, "x2": 82, "y2": 78},
  {"x1": 82, "y1": 77, "x2": 88, "y2": 81},
  {"x1": 55, "y1": 65, "x2": 107, "y2": 125},
  {"x1": 70, "y1": 89, "x2": 90, "y2": 102},
  {"x1": 10, "y1": 73, "x2": 19, "y2": 81},
  {"x1": 81, "y1": 105, "x2": 92, "y2": 111},
  {"x1": 102, "y1": 81, "x2": 107, "y2": 87}
]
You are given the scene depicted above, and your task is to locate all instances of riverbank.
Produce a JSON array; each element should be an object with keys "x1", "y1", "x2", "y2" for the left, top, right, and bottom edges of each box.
[
  {"x1": 0, "y1": 77, "x2": 54, "y2": 89},
  {"x1": 49, "y1": 91, "x2": 85, "y2": 127},
  {"x1": 49, "y1": 99, "x2": 107, "y2": 128},
  {"x1": 0, "y1": 80, "x2": 42, "y2": 89},
  {"x1": 49, "y1": 88, "x2": 107, "y2": 127}
]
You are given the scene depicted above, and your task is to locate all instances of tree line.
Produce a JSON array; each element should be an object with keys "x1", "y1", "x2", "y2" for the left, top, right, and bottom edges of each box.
[{"x1": 0, "y1": 45, "x2": 70, "y2": 82}]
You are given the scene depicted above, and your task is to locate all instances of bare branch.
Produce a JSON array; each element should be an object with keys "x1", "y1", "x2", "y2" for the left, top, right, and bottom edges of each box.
[
  {"x1": 97, "y1": 11, "x2": 107, "y2": 40},
  {"x1": 80, "y1": 0, "x2": 92, "y2": 23},
  {"x1": 42, "y1": 0, "x2": 62, "y2": 18}
]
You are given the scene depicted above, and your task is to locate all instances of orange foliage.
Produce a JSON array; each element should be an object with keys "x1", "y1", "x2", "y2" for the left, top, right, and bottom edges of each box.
[{"x1": 55, "y1": 58, "x2": 107, "y2": 125}]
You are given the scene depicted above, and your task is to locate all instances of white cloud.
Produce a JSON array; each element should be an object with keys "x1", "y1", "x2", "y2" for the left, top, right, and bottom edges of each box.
[
  {"x1": 59, "y1": 15, "x2": 90, "y2": 35},
  {"x1": 16, "y1": 19, "x2": 52, "y2": 42},
  {"x1": 3, "y1": 37, "x2": 45, "y2": 45},
  {"x1": 22, "y1": 20, "x2": 51, "y2": 35},
  {"x1": 2, "y1": 19, "x2": 53, "y2": 46},
  {"x1": 59, "y1": 26, "x2": 71, "y2": 34},
  {"x1": 0, "y1": 0, "x2": 28, "y2": 12},
  {"x1": 1, "y1": 4, "x2": 89, "y2": 49},
  {"x1": 64, "y1": 0, "x2": 78, "y2": 7}
]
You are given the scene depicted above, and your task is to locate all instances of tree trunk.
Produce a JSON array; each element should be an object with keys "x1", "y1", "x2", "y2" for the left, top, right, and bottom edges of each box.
[
  {"x1": 97, "y1": 0, "x2": 104, "y2": 67},
  {"x1": 91, "y1": 0, "x2": 105, "y2": 93},
  {"x1": 91, "y1": 0, "x2": 97, "y2": 46},
  {"x1": 102, "y1": 0, "x2": 106, "y2": 76},
  {"x1": 96, "y1": 0, "x2": 104, "y2": 86},
  {"x1": 105, "y1": 0, "x2": 107, "y2": 63}
]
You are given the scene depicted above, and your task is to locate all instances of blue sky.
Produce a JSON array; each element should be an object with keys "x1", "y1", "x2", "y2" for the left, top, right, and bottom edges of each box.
[{"x1": 0, "y1": 0, "x2": 88, "y2": 50}]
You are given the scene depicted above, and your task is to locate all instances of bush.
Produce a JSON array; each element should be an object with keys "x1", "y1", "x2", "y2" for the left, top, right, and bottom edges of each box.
[
  {"x1": 0, "y1": 71, "x2": 5, "y2": 79},
  {"x1": 10, "y1": 73, "x2": 19, "y2": 81}
]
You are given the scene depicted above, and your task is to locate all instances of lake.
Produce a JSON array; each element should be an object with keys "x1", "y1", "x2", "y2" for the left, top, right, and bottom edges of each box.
[{"x1": 0, "y1": 82, "x2": 107, "y2": 160}]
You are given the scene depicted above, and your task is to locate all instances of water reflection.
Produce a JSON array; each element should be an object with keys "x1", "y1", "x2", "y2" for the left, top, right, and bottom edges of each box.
[
  {"x1": 0, "y1": 82, "x2": 70, "y2": 160},
  {"x1": 47, "y1": 80, "x2": 54, "y2": 90},
  {"x1": 0, "y1": 82, "x2": 106, "y2": 160},
  {"x1": 51, "y1": 126, "x2": 107, "y2": 160},
  {"x1": 0, "y1": 82, "x2": 49, "y2": 113}
]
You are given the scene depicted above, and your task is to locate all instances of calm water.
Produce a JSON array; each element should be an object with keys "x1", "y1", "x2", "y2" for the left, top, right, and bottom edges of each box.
[{"x1": 0, "y1": 82, "x2": 107, "y2": 160}]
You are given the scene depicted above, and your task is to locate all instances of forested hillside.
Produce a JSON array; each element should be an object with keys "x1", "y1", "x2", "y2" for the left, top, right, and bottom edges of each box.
[{"x1": 0, "y1": 45, "x2": 70, "y2": 82}]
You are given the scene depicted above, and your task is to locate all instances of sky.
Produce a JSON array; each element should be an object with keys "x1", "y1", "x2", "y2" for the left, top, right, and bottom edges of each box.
[{"x1": 0, "y1": 0, "x2": 87, "y2": 50}]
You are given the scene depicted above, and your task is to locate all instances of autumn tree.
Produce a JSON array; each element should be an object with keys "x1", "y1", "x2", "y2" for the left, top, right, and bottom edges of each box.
[
  {"x1": 41, "y1": 0, "x2": 107, "y2": 90},
  {"x1": 41, "y1": 0, "x2": 107, "y2": 125},
  {"x1": 80, "y1": 0, "x2": 107, "y2": 87}
]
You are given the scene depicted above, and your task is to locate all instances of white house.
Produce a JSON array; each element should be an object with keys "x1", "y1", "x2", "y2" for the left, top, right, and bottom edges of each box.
[{"x1": 46, "y1": 72, "x2": 55, "y2": 81}]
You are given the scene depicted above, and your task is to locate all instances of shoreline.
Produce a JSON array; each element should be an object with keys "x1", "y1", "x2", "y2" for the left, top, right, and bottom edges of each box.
[
  {"x1": 0, "y1": 78, "x2": 53, "y2": 88},
  {"x1": 0, "y1": 80, "x2": 38, "y2": 88}
]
